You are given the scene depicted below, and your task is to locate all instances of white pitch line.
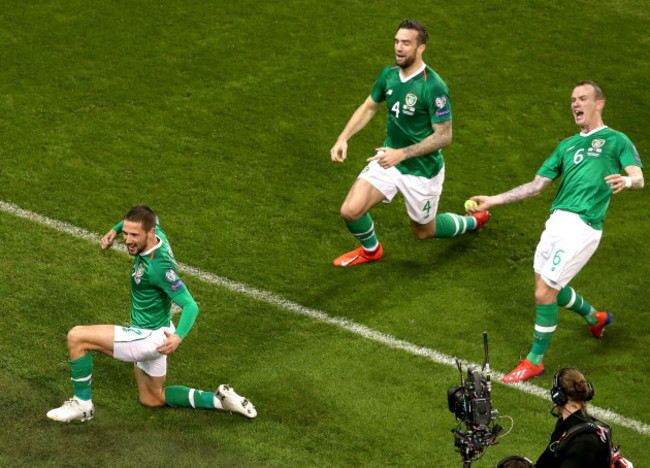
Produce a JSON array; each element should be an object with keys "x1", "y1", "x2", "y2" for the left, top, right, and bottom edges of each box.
[{"x1": 2, "y1": 199, "x2": 649, "y2": 436}]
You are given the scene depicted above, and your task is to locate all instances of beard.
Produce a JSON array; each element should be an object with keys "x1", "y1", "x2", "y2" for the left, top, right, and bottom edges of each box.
[
  {"x1": 396, "y1": 52, "x2": 417, "y2": 69},
  {"x1": 127, "y1": 240, "x2": 148, "y2": 256}
]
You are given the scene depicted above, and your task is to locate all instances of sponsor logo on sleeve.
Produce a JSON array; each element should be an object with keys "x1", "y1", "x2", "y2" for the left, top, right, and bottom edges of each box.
[
  {"x1": 165, "y1": 269, "x2": 177, "y2": 283},
  {"x1": 171, "y1": 279, "x2": 185, "y2": 291},
  {"x1": 434, "y1": 96, "x2": 449, "y2": 118}
]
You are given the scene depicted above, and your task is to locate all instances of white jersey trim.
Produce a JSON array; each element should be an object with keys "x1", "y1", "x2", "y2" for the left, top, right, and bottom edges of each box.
[
  {"x1": 579, "y1": 125, "x2": 608, "y2": 137},
  {"x1": 399, "y1": 63, "x2": 426, "y2": 83},
  {"x1": 140, "y1": 235, "x2": 163, "y2": 257}
]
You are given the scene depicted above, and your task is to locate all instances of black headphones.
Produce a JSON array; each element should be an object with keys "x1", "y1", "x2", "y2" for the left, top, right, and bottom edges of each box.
[{"x1": 550, "y1": 368, "x2": 594, "y2": 406}]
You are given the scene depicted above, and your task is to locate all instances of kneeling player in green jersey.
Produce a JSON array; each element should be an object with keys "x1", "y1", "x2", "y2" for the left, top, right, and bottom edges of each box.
[
  {"x1": 468, "y1": 81, "x2": 644, "y2": 383},
  {"x1": 47, "y1": 205, "x2": 256, "y2": 422},
  {"x1": 330, "y1": 19, "x2": 490, "y2": 267}
]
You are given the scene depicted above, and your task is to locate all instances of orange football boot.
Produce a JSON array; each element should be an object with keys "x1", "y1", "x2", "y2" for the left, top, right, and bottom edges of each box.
[
  {"x1": 333, "y1": 244, "x2": 383, "y2": 267},
  {"x1": 502, "y1": 358, "x2": 545, "y2": 383}
]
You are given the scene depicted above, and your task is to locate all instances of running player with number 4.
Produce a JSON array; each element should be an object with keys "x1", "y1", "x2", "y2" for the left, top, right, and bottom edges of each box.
[
  {"x1": 329, "y1": 20, "x2": 490, "y2": 267},
  {"x1": 468, "y1": 81, "x2": 644, "y2": 383}
]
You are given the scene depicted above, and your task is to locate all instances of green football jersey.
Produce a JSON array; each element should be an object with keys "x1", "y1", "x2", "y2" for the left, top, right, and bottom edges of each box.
[
  {"x1": 113, "y1": 220, "x2": 194, "y2": 332},
  {"x1": 370, "y1": 63, "x2": 451, "y2": 178},
  {"x1": 537, "y1": 126, "x2": 643, "y2": 230}
]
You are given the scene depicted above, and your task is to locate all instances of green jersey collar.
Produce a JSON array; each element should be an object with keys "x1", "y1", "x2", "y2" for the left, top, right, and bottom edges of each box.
[{"x1": 139, "y1": 235, "x2": 163, "y2": 257}]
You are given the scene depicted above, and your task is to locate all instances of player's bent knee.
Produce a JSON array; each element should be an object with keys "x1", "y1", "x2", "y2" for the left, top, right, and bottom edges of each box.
[
  {"x1": 139, "y1": 394, "x2": 166, "y2": 407},
  {"x1": 67, "y1": 326, "x2": 84, "y2": 346},
  {"x1": 340, "y1": 205, "x2": 363, "y2": 223},
  {"x1": 534, "y1": 283, "x2": 559, "y2": 304},
  {"x1": 412, "y1": 224, "x2": 435, "y2": 240},
  {"x1": 535, "y1": 291, "x2": 555, "y2": 304},
  {"x1": 413, "y1": 229, "x2": 433, "y2": 240}
]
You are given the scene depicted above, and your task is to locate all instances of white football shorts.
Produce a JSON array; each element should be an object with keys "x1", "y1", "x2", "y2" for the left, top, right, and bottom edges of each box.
[
  {"x1": 534, "y1": 210, "x2": 602, "y2": 290},
  {"x1": 113, "y1": 322, "x2": 176, "y2": 377},
  {"x1": 358, "y1": 159, "x2": 445, "y2": 224}
]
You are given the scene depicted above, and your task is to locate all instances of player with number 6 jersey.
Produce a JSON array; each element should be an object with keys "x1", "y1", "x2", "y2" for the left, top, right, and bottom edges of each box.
[
  {"x1": 538, "y1": 128, "x2": 639, "y2": 230},
  {"x1": 329, "y1": 19, "x2": 490, "y2": 267},
  {"x1": 468, "y1": 81, "x2": 644, "y2": 383}
]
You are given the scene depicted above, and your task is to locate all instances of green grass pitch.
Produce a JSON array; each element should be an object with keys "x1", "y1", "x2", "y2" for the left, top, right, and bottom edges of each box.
[{"x1": 1, "y1": 1, "x2": 649, "y2": 466}]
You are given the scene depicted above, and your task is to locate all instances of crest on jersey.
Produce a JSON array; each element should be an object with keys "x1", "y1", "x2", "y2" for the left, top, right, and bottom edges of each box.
[
  {"x1": 165, "y1": 269, "x2": 177, "y2": 283},
  {"x1": 434, "y1": 96, "x2": 447, "y2": 109},
  {"x1": 405, "y1": 93, "x2": 418, "y2": 107},
  {"x1": 588, "y1": 138, "x2": 606, "y2": 157},
  {"x1": 133, "y1": 263, "x2": 146, "y2": 285}
]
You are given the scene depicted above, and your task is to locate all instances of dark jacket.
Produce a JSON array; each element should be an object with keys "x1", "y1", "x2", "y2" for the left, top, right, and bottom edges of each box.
[{"x1": 535, "y1": 411, "x2": 610, "y2": 468}]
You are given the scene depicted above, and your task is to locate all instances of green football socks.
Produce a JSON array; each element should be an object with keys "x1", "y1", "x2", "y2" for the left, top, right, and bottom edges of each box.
[
  {"x1": 165, "y1": 385, "x2": 223, "y2": 410},
  {"x1": 345, "y1": 213, "x2": 379, "y2": 252},
  {"x1": 433, "y1": 213, "x2": 477, "y2": 238},
  {"x1": 346, "y1": 212, "x2": 477, "y2": 245},
  {"x1": 527, "y1": 302, "x2": 558, "y2": 366},
  {"x1": 557, "y1": 286, "x2": 598, "y2": 326},
  {"x1": 70, "y1": 353, "x2": 93, "y2": 401}
]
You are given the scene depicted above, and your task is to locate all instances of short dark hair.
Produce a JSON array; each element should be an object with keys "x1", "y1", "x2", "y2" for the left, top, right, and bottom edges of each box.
[
  {"x1": 576, "y1": 80, "x2": 605, "y2": 102},
  {"x1": 124, "y1": 205, "x2": 157, "y2": 232},
  {"x1": 398, "y1": 19, "x2": 428, "y2": 46}
]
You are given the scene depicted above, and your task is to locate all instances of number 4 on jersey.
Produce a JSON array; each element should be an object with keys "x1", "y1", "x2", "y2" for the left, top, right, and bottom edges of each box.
[{"x1": 391, "y1": 102, "x2": 400, "y2": 119}]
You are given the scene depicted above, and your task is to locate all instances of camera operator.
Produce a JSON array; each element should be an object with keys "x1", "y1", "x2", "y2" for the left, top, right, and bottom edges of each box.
[{"x1": 535, "y1": 367, "x2": 610, "y2": 467}]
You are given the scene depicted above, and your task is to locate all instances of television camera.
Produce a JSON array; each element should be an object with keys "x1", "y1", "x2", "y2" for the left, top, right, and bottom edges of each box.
[{"x1": 448, "y1": 332, "x2": 503, "y2": 467}]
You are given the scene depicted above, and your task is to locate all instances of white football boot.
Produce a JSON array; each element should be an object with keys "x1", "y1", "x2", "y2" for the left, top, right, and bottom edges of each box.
[
  {"x1": 47, "y1": 397, "x2": 94, "y2": 422},
  {"x1": 215, "y1": 384, "x2": 257, "y2": 419}
]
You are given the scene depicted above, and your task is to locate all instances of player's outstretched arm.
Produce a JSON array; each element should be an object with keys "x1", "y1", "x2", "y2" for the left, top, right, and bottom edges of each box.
[
  {"x1": 331, "y1": 96, "x2": 381, "y2": 163},
  {"x1": 468, "y1": 175, "x2": 553, "y2": 212}
]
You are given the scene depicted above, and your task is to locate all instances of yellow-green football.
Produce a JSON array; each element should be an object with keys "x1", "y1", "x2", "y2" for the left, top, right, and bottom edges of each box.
[{"x1": 464, "y1": 200, "x2": 478, "y2": 211}]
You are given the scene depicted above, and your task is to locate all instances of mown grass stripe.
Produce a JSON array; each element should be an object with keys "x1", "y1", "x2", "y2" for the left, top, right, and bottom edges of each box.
[{"x1": 2, "y1": 199, "x2": 648, "y2": 436}]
